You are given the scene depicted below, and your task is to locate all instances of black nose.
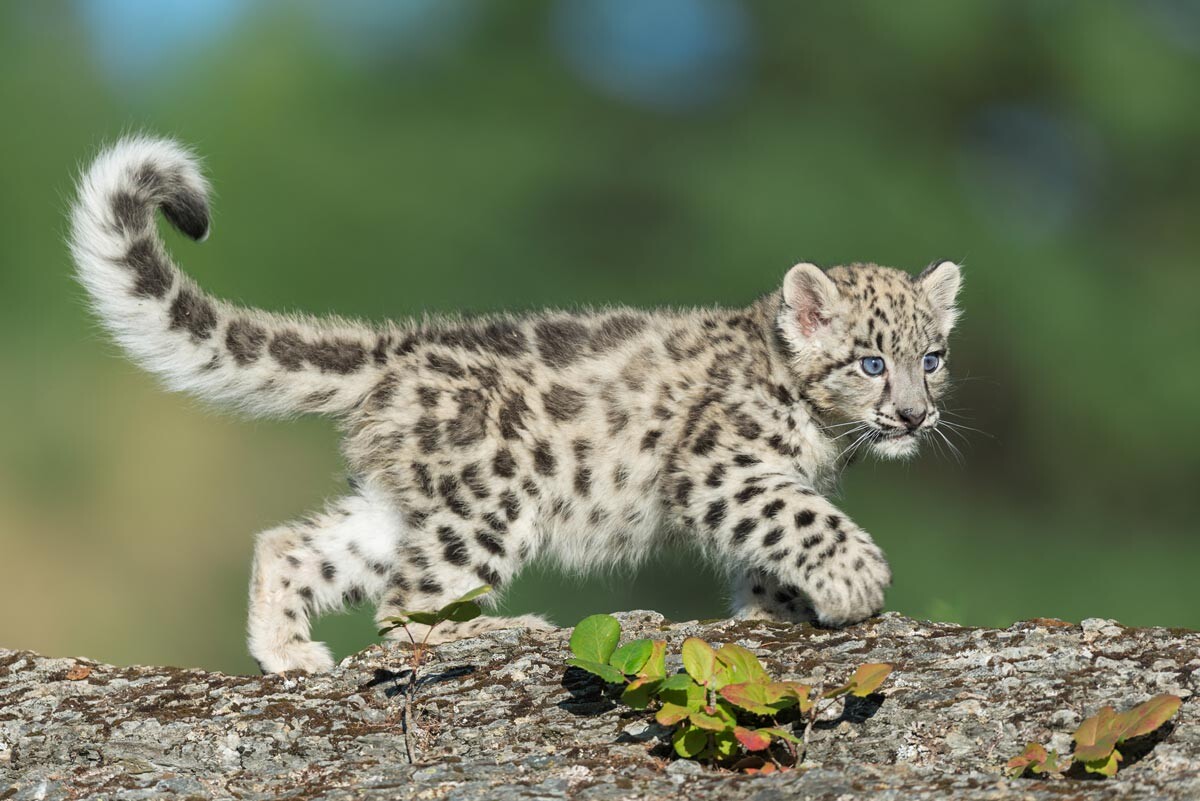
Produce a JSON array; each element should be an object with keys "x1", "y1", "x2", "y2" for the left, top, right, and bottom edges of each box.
[{"x1": 897, "y1": 408, "x2": 927, "y2": 430}]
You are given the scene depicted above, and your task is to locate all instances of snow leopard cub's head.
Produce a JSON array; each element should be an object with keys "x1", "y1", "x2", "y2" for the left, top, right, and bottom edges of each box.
[{"x1": 777, "y1": 260, "x2": 962, "y2": 460}]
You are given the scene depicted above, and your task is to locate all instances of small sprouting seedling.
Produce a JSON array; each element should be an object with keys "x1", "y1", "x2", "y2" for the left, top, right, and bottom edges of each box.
[
  {"x1": 378, "y1": 585, "x2": 493, "y2": 763},
  {"x1": 1005, "y1": 694, "x2": 1181, "y2": 779},
  {"x1": 1005, "y1": 742, "x2": 1061, "y2": 778},
  {"x1": 566, "y1": 614, "x2": 892, "y2": 770}
]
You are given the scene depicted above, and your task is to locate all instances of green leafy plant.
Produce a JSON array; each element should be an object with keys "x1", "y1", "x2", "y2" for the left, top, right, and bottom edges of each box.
[
  {"x1": 566, "y1": 614, "x2": 892, "y2": 770},
  {"x1": 378, "y1": 585, "x2": 493, "y2": 763},
  {"x1": 1005, "y1": 694, "x2": 1181, "y2": 779}
]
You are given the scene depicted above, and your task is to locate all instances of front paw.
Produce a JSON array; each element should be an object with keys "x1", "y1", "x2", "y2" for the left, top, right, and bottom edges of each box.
[
  {"x1": 804, "y1": 538, "x2": 891, "y2": 627},
  {"x1": 255, "y1": 640, "x2": 336, "y2": 674}
]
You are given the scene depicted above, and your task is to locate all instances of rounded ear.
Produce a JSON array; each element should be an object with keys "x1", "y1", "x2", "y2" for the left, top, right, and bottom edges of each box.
[
  {"x1": 918, "y1": 260, "x2": 962, "y2": 332},
  {"x1": 783, "y1": 262, "x2": 840, "y2": 336}
]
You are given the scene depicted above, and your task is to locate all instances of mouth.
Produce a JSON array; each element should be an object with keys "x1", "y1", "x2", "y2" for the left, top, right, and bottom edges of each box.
[
  {"x1": 863, "y1": 424, "x2": 923, "y2": 460},
  {"x1": 875, "y1": 427, "x2": 916, "y2": 440}
]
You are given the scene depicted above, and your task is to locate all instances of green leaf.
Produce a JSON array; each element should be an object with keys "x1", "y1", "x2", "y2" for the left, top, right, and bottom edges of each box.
[
  {"x1": 658, "y1": 673, "x2": 696, "y2": 692},
  {"x1": 688, "y1": 711, "x2": 729, "y2": 732},
  {"x1": 609, "y1": 639, "x2": 654, "y2": 675},
  {"x1": 1083, "y1": 749, "x2": 1122, "y2": 777},
  {"x1": 621, "y1": 676, "x2": 662, "y2": 709},
  {"x1": 395, "y1": 610, "x2": 440, "y2": 627},
  {"x1": 848, "y1": 663, "x2": 893, "y2": 696},
  {"x1": 1113, "y1": 694, "x2": 1182, "y2": 742},
  {"x1": 1005, "y1": 742, "x2": 1058, "y2": 778},
  {"x1": 452, "y1": 585, "x2": 493, "y2": 603},
  {"x1": 757, "y1": 726, "x2": 803, "y2": 745},
  {"x1": 569, "y1": 614, "x2": 621, "y2": 664},
  {"x1": 712, "y1": 729, "x2": 739, "y2": 760},
  {"x1": 1073, "y1": 706, "x2": 1121, "y2": 763},
  {"x1": 682, "y1": 638, "x2": 719, "y2": 685},
  {"x1": 672, "y1": 725, "x2": 708, "y2": 759},
  {"x1": 733, "y1": 726, "x2": 772, "y2": 751},
  {"x1": 768, "y1": 681, "x2": 813, "y2": 714},
  {"x1": 566, "y1": 657, "x2": 625, "y2": 684},
  {"x1": 659, "y1": 676, "x2": 706, "y2": 711},
  {"x1": 656, "y1": 702, "x2": 691, "y2": 726},
  {"x1": 714, "y1": 643, "x2": 770, "y2": 685},
  {"x1": 437, "y1": 600, "x2": 482, "y2": 623}
]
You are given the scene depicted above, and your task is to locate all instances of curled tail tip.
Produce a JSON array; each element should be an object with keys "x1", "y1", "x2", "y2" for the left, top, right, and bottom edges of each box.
[{"x1": 75, "y1": 135, "x2": 212, "y2": 244}]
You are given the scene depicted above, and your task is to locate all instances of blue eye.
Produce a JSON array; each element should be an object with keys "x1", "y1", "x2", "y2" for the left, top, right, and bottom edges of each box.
[
  {"x1": 923, "y1": 353, "x2": 941, "y2": 372},
  {"x1": 860, "y1": 356, "x2": 886, "y2": 376}
]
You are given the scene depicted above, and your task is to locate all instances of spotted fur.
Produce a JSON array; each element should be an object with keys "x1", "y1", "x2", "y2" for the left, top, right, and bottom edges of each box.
[{"x1": 70, "y1": 138, "x2": 962, "y2": 673}]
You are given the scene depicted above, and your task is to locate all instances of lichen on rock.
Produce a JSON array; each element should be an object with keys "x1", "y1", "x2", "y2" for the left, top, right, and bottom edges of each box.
[{"x1": 1, "y1": 612, "x2": 1196, "y2": 799}]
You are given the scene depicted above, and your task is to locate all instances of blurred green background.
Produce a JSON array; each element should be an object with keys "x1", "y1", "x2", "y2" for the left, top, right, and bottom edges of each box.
[{"x1": 2, "y1": 1, "x2": 1198, "y2": 674}]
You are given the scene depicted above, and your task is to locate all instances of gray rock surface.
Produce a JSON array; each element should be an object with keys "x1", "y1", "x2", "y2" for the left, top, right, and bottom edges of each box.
[{"x1": 2, "y1": 612, "x2": 1197, "y2": 799}]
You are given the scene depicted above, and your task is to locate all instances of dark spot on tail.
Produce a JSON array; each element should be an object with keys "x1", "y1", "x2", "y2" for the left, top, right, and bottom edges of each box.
[
  {"x1": 226, "y1": 319, "x2": 267, "y2": 364},
  {"x1": 268, "y1": 331, "x2": 365, "y2": 374},
  {"x1": 162, "y1": 187, "x2": 210, "y2": 241},
  {"x1": 307, "y1": 339, "x2": 366, "y2": 374},
  {"x1": 111, "y1": 191, "x2": 148, "y2": 234},
  {"x1": 269, "y1": 331, "x2": 307, "y2": 371},
  {"x1": 121, "y1": 237, "x2": 174, "y2": 299},
  {"x1": 168, "y1": 287, "x2": 217, "y2": 341}
]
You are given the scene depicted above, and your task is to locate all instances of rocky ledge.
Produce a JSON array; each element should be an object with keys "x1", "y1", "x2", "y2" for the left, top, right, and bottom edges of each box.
[{"x1": 1, "y1": 612, "x2": 1197, "y2": 800}]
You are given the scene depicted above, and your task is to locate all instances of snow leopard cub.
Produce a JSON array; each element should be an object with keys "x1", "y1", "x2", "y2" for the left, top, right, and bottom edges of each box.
[{"x1": 70, "y1": 138, "x2": 962, "y2": 673}]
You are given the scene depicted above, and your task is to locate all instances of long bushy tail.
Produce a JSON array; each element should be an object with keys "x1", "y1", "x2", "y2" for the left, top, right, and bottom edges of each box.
[{"x1": 69, "y1": 136, "x2": 388, "y2": 417}]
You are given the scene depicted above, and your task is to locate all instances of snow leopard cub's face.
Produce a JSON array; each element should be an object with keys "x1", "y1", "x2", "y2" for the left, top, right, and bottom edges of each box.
[{"x1": 778, "y1": 260, "x2": 962, "y2": 460}]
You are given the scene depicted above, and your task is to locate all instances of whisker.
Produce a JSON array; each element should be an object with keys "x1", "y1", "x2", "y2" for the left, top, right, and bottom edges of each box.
[
  {"x1": 933, "y1": 428, "x2": 964, "y2": 465},
  {"x1": 831, "y1": 424, "x2": 870, "y2": 441},
  {"x1": 839, "y1": 429, "x2": 875, "y2": 462},
  {"x1": 939, "y1": 419, "x2": 993, "y2": 439},
  {"x1": 820, "y1": 420, "x2": 868, "y2": 431}
]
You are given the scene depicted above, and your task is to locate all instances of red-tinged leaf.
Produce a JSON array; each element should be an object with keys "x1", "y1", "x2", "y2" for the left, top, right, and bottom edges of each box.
[
  {"x1": 688, "y1": 711, "x2": 728, "y2": 731},
  {"x1": 735, "y1": 726, "x2": 772, "y2": 752},
  {"x1": 1006, "y1": 742, "x2": 1054, "y2": 778},
  {"x1": 639, "y1": 640, "x2": 668, "y2": 680},
  {"x1": 848, "y1": 663, "x2": 893, "y2": 696},
  {"x1": 1073, "y1": 706, "x2": 1121, "y2": 763},
  {"x1": 656, "y1": 702, "x2": 691, "y2": 726},
  {"x1": 714, "y1": 643, "x2": 770, "y2": 685},
  {"x1": 672, "y1": 725, "x2": 708, "y2": 759},
  {"x1": 608, "y1": 639, "x2": 654, "y2": 675},
  {"x1": 720, "y1": 681, "x2": 792, "y2": 716},
  {"x1": 1083, "y1": 749, "x2": 1122, "y2": 777},
  {"x1": 1114, "y1": 694, "x2": 1182, "y2": 742},
  {"x1": 682, "y1": 638, "x2": 719, "y2": 685}
]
